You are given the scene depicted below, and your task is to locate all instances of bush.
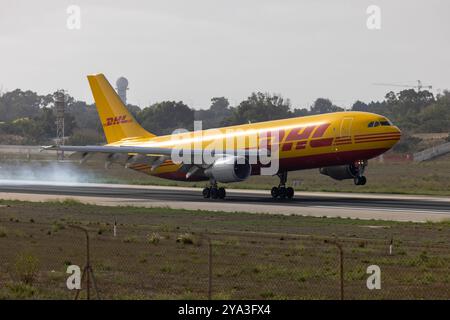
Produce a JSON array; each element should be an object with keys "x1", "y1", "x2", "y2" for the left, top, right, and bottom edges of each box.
[
  {"x1": 51, "y1": 221, "x2": 65, "y2": 233},
  {"x1": 97, "y1": 228, "x2": 107, "y2": 235},
  {"x1": 6, "y1": 282, "x2": 36, "y2": 299},
  {"x1": 123, "y1": 236, "x2": 137, "y2": 243},
  {"x1": 177, "y1": 233, "x2": 201, "y2": 246},
  {"x1": 0, "y1": 226, "x2": 7, "y2": 238},
  {"x1": 358, "y1": 241, "x2": 366, "y2": 248},
  {"x1": 176, "y1": 233, "x2": 195, "y2": 245},
  {"x1": 13, "y1": 253, "x2": 40, "y2": 285},
  {"x1": 148, "y1": 233, "x2": 162, "y2": 245}
]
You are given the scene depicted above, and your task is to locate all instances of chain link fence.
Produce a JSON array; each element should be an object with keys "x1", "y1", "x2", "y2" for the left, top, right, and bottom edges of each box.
[{"x1": 0, "y1": 218, "x2": 449, "y2": 299}]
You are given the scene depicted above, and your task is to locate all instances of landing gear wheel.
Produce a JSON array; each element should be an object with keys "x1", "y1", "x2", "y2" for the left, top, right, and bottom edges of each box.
[
  {"x1": 218, "y1": 187, "x2": 226, "y2": 199},
  {"x1": 210, "y1": 187, "x2": 219, "y2": 199},
  {"x1": 278, "y1": 186, "x2": 287, "y2": 199},
  {"x1": 202, "y1": 187, "x2": 211, "y2": 198},
  {"x1": 359, "y1": 176, "x2": 367, "y2": 185},
  {"x1": 271, "y1": 171, "x2": 295, "y2": 200},
  {"x1": 271, "y1": 187, "x2": 279, "y2": 199},
  {"x1": 354, "y1": 176, "x2": 367, "y2": 186},
  {"x1": 286, "y1": 187, "x2": 294, "y2": 199}
]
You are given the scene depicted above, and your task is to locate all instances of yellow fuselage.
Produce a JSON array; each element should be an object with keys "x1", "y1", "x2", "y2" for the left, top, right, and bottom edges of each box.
[{"x1": 111, "y1": 111, "x2": 401, "y2": 181}]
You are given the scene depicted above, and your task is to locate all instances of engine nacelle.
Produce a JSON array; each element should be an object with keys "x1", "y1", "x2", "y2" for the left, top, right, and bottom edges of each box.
[
  {"x1": 204, "y1": 155, "x2": 251, "y2": 183},
  {"x1": 319, "y1": 164, "x2": 359, "y2": 181}
]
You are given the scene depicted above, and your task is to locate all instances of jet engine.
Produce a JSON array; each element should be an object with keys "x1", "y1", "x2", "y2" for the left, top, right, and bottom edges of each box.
[
  {"x1": 319, "y1": 164, "x2": 359, "y2": 181},
  {"x1": 204, "y1": 155, "x2": 251, "y2": 183}
]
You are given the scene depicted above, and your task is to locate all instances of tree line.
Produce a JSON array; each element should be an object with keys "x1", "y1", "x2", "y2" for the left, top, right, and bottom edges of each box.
[{"x1": 0, "y1": 87, "x2": 449, "y2": 152}]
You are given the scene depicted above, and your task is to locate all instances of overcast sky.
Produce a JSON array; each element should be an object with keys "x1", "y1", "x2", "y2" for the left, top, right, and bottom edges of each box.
[{"x1": 0, "y1": 0, "x2": 449, "y2": 109}]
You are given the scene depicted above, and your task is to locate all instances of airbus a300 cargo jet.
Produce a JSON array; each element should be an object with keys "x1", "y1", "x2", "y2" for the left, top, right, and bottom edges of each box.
[{"x1": 45, "y1": 74, "x2": 401, "y2": 200}]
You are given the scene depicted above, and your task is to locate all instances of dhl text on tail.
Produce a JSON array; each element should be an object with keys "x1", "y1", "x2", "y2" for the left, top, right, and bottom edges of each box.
[{"x1": 45, "y1": 74, "x2": 401, "y2": 200}]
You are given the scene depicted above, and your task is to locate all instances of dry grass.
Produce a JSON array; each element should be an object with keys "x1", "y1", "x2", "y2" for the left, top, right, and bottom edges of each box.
[{"x1": 0, "y1": 200, "x2": 448, "y2": 299}]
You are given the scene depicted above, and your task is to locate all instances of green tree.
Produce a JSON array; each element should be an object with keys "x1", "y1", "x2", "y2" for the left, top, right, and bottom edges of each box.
[
  {"x1": 67, "y1": 128, "x2": 105, "y2": 145},
  {"x1": 0, "y1": 89, "x2": 47, "y2": 122},
  {"x1": 310, "y1": 98, "x2": 343, "y2": 114},
  {"x1": 417, "y1": 91, "x2": 450, "y2": 132},
  {"x1": 223, "y1": 92, "x2": 291, "y2": 126},
  {"x1": 291, "y1": 107, "x2": 309, "y2": 117},
  {"x1": 195, "y1": 97, "x2": 232, "y2": 129},
  {"x1": 137, "y1": 101, "x2": 194, "y2": 135},
  {"x1": 351, "y1": 100, "x2": 369, "y2": 112}
]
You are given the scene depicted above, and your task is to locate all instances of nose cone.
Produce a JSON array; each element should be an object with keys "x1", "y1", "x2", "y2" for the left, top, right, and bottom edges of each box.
[
  {"x1": 388, "y1": 126, "x2": 402, "y2": 149},
  {"x1": 392, "y1": 125, "x2": 401, "y2": 135}
]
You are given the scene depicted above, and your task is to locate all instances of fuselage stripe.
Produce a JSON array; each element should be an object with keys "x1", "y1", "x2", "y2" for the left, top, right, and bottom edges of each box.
[
  {"x1": 355, "y1": 138, "x2": 400, "y2": 143},
  {"x1": 355, "y1": 132, "x2": 401, "y2": 139},
  {"x1": 310, "y1": 138, "x2": 334, "y2": 148},
  {"x1": 355, "y1": 135, "x2": 400, "y2": 141}
]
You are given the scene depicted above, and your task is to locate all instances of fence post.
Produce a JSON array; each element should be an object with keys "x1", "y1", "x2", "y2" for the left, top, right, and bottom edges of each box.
[
  {"x1": 389, "y1": 236, "x2": 393, "y2": 255},
  {"x1": 338, "y1": 243, "x2": 344, "y2": 300},
  {"x1": 208, "y1": 236, "x2": 212, "y2": 300},
  {"x1": 69, "y1": 225, "x2": 100, "y2": 300},
  {"x1": 325, "y1": 239, "x2": 344, "y2": 300}
]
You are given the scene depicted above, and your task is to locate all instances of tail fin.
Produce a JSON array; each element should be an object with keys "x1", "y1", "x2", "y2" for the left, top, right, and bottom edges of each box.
[{"x1": 87, "y1": 74, "x2": 155, "y2": 143}]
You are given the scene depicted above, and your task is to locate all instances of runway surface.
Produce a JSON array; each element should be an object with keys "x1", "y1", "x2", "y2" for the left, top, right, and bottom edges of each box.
[{"x1": 0, "y1": 180, "x2": 449, "y2": 222}]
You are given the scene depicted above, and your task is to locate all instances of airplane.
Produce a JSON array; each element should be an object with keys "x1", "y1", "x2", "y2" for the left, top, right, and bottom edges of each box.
[{"x1": 45, "y1": 74, "x2": 401, "y2": 200}]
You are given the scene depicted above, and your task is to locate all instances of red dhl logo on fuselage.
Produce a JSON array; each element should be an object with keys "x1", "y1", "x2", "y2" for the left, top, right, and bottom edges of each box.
[
  {"x1": 260, "y1": 123, "x2": 333, "y2": 151},
  {"x1": 104, "y1": 115, "x2": 132, "y2": 126}
]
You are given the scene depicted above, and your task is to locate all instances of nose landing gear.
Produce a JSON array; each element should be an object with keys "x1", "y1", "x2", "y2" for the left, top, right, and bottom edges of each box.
[
  {"x1": 353, "y1": 160, "x2": 367, "y2": 185},
  {"x1": 271, "y1": 171, "x2": 294, "y2": 200},
  {"x1": 354, "y1": 176, "x2": 367, "y2": 185}
]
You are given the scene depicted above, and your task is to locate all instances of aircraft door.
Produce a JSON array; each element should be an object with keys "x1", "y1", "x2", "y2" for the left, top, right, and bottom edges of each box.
[
  {"x1": 334, "y1": 117, "x2": 353, "y2": 153},
  {"x1": 340, "y1": 117, "x2": 353, "y2": 138}
]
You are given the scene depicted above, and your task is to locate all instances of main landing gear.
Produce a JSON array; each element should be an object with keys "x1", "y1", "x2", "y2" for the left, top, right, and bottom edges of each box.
[
  {"x1": 353, "y1": 160, "x2": 367, "y2": 186},
  {"x1": 202, "y1": 181, "x2": 226, "y2": 199},
  {"x1": 271, "y1": 171, "x2": 294, "y2": 200}
]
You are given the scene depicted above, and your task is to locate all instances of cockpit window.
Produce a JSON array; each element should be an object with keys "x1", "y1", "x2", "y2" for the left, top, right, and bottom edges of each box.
[
  {"x1": 380, "y1": 118, "x2": 393, "y2": 126},
  {"x1": 368, "y1": 121, "x2": 380, "y2": 127},
  {"x1": 369, "y1": 119, "x2": 392, "y2": 127}
]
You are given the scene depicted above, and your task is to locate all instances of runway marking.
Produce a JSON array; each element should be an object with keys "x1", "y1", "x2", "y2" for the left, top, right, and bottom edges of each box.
[{"x1": 310, "y1": 205, "x2": 450, "y2": 215}]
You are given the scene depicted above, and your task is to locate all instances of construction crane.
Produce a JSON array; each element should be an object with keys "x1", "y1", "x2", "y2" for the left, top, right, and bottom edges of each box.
[{"x1": 373, "y1": 80, "x2": 432, "y2": 92}]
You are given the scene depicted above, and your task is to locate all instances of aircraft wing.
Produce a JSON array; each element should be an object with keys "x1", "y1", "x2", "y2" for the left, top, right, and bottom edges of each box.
[
  {"x1": 42, "y1": 145, "x2": 267, "y2": 174},
  {"x1": 42, "y1": 145, "x2": 264, "y2": 158}
]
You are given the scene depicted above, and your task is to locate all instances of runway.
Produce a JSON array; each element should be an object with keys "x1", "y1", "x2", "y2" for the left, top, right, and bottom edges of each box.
[{"x1": 0, "y1": 180, "x2": 449, "y2": 222}]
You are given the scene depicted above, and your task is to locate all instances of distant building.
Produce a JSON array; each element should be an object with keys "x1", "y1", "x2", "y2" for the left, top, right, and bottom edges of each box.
[{"x1": 116, "y1": 77, "x2": 129, "y2": 104}]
